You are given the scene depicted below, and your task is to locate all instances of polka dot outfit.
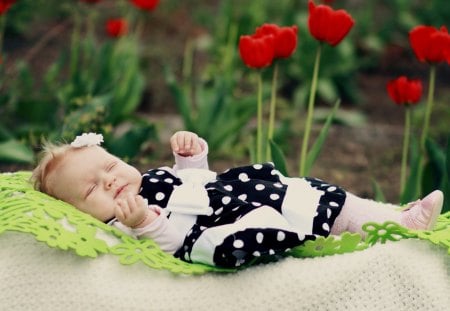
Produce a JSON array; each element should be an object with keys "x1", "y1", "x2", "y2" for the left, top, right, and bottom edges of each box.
[{"x1": 139, "y1": 163, "x2": 346, "y2": 268}]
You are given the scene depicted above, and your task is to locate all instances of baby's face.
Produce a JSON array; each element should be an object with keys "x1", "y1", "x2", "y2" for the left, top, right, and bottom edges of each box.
[{"x1": 47, "y1": 146, "x2": 142, "y2": 222}]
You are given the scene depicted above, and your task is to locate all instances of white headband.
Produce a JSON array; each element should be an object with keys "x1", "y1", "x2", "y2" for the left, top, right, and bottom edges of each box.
[{"x1": 70, "y1": 133, "x2": 104, "y2": 148}]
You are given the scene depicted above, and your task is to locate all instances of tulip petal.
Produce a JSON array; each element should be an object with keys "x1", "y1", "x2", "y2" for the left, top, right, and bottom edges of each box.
[
  {"x1": 239, "y1": 34, "x2": 275, "y2": 68},
  {"x1": 410, "y1": 25, "x2": 450, "y2": 64},
  {"x1": 0, "y1": 0, "x2": 16, "y2": 14},
  {"x1": 328, "y1": 10, "x2": 355, "y2": 46},
  {"x1": 387, "y1": 76, "x2": 423, "y2": 105},
  {"x1": 308, "y1": 0, "x2": 354, "y2": 46}
]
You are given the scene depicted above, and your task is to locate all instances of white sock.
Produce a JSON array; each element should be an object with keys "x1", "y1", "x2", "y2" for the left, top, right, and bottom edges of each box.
[{"x1": 331, "y1": 192, "x2": 402, "y2": 237}]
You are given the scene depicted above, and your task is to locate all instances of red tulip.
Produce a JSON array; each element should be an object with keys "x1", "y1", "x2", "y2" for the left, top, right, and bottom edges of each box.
[
  {"x1": 387, "y1": 76, "x2": 423, "y2": 105},
  {"x1": 255, "y1": 24, "x2": 298, "y2": 59},
  {"x1": 106, "y1": 18, "x2": 128, "y2": 38},
  {"x1": 239, "y1": 34, "x2": 275, "y2": 69},
  {"x1": 130, "y1": 0, "x2": 159, "y2": 11},
  {"x1": 409, "y1": 25, "x2": 450, "y2": 64},
  {"x1": 0, "y1": 0, "x2": 16, "y2": 15},
  {"x1": 308, "y1": 0, "x2": 355, "y2": 46}
]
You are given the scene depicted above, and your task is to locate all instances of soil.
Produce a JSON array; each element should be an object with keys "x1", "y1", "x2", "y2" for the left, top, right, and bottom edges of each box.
[{"x1": 2, "y1": 4, "x2": 449, "y2": 203}]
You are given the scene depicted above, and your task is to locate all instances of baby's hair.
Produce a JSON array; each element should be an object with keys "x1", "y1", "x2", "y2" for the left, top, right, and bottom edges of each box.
[{"x1": 31, "y1": 141, "x2": 73, "y2": 197}]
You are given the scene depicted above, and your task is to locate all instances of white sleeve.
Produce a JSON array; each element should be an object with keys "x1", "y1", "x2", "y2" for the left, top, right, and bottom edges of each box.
[
  {"x1": 132, "y1": 206, "x2": 185, "y2": 255},
  {"x1": 172, "y1": 138, "x2": 209, "y2": 171}
]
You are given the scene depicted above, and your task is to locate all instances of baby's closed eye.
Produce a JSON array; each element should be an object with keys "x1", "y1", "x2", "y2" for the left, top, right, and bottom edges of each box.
[
  {"x1": 85, "y1": 184, "x2": 97, "y2": 199},
  {"x1": 105, "y1": 161, "x2": 117, "y2": 172}
]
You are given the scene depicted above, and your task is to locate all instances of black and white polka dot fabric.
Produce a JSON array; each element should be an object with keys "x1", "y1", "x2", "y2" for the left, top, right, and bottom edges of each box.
[{"x1": 139, "y1": 163, "x2": 346, "y2": 268}]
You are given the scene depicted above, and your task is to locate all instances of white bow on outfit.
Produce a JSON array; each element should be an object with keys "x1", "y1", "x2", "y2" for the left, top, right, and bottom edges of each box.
[
  {"x1": 166, "y1": 168, "x2": 217, "y2": 215},
  {"x1": 165, "y1": 168, "x2": 217, "y2": 242}
]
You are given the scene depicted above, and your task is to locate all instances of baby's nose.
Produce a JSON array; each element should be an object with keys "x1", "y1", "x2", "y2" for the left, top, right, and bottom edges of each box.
[{"x1": 104, "y1": 174, "x2": 116, "y2": 189}]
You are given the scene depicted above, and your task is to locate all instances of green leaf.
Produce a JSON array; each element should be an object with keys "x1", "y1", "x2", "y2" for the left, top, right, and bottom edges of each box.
[
  {"x1": 421, "y1": 161, "x2": 439, "y2": 196},
  {"x1": 304, "y1": 99, "x2": 340, "y2": 175},
  {"x1": 0, "y1": 125, "x2": 13, "y2": 141},
  {"x1": 317, "y1": 78, "x2": 337, "y2": 103},
  {"x1": 110, "y1": 72, "x2": 145, "y2": 123},
  {"x1": 165, "y1": 68, "x2": 195, "y2": 131},
  {"x1": 420, "y1": 139, "x2": 447, "y2": 201},
  {"x1": 401, "y1": 137, "x2": 421, "y2": 204},
  {"x1": 446, "y1": 135, "x2": 450, "y2": 179},
  {"x1": 425, "y1": 138, "x2": 445, "y2": 179},
  {"x1": 371, "y1": 179, "x2": 386, "y2": 202},
  {"x1": 442, "y1": 136, "x2": 450, "y2": 213},
  {"x1": 105, "y1": 121, "x2": 157, "y2": 160},
  {"x1": 269, "y1": 140, "x2": 288, "y2": 177},
  {"x1": 206, "y1": 97, "x2": 256, "y2": 150},
  {"x1": 61, "y1": 95, "x2": 110, "y2": 139},
  {"x1": 0, "y1": 140, "x2": 34, "y2": 164},
  {"x1": 314, "y1": 108, "x2": 366, "y2": 127},
  {"x1": 198, "y1": 81, "x2": 227, "y2": 135}
]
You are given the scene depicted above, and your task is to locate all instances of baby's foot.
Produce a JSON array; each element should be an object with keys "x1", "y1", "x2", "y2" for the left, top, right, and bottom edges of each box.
[{"x1": 401, "y1": 190, "x2": 443, "y2": 230}]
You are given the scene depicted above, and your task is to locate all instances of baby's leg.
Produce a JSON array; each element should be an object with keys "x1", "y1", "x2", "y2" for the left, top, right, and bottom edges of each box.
[{"x1": 331, "y1": 190, "x2": 443, "y2": 236}]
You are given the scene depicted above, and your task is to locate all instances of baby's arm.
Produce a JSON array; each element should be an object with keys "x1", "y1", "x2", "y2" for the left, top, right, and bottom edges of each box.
[
  {"x1": 114, "y1": 193, "x2": 184, "y2": 254},
  {"x1": 170, "y1": 131, "x2": 209, "y2": 170},
  {"x1": 132, "y1": 206, "x2": 185, "y2": 254}
]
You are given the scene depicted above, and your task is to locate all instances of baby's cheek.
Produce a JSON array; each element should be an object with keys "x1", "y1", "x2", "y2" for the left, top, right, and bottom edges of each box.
[{"x1": 90, "y1": 195, "x2": 115, "y2": 221}]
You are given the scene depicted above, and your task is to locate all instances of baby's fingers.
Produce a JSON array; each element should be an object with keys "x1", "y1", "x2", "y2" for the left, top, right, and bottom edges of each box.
[
  {"x1": 170, "y1": 132, "x2": 181, "y2": 153},
  {"x1": 182, "y1": 132, "x2": 195, "y2": 151},
  {"x1": 125, "y1": 192, "x2": 139, "y2": 212},
  {"x1": 115, "y1": 204, "x2": 124, "y2": 219},
  {"x1": 175, "y1": 132, "x2": 190, "y2": 151},
  {"x1": 115, "y1": 199, "x2": 129, "y2": 221},
  {"x1": 135, "y1": 195, "x2": 148, "y2": 209},
  {"x1": 171, "y1": 131, "x2": 199, "y2": 155}
]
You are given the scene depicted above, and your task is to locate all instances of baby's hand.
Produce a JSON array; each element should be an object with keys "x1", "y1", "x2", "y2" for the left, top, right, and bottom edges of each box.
[
  {"x1": 170, "y1": 131, "x2": 203, "y2": 157},
  {"x1": 115, "y1": 193, "x2": 158, "y2": 228}
]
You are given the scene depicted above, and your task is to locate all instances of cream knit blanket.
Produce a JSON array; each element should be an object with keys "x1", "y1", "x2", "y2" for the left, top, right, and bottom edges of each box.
[{"x1": 1, "y1": 232, "x2": 448, "y2": 311}]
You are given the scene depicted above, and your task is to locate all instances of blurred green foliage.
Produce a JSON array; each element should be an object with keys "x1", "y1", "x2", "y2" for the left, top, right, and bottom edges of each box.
[
  {"x1": 0, "y1": 0, "x2": 449, "y2": 209},
  {"x1": 0, "y1": 0, "x2": 156, "y2": 164},
  {"x1": 165, "y1": 23, "x2": 257, "y2": 154}
]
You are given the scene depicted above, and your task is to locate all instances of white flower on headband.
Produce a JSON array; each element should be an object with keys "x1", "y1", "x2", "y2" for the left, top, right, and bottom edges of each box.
[{"x1": 70, "y1": 133, "x2": 104, "y2": 148}]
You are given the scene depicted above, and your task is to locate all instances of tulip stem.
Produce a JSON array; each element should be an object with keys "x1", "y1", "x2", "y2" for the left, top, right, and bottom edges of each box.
[
  {"x1": 416, "y1": 64, "x2": 436, "y2": 196},
  {"x1": 300, "y1": 43, "x2": 322, "y2": 176},
  {"x1": 400, "y1": 106, "x2": 411, "y2": 196},
  {"x1": 266, "y1": 62, "x2": 279, "y2": 160},
  {"x1": 256, "y1": 72, "x2": 263, "y2": 163},
  {"x1": 420, "y1": 65, "x2": 436, "y2": 153}
]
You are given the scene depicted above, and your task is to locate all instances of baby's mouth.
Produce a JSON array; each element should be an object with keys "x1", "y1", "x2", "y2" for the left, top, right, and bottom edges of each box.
[{"x1": 115, "y1": 184, "x2": 128, "y2": 199}]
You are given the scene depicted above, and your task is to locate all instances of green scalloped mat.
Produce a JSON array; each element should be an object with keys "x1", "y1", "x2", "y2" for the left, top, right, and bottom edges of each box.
[{"x1": 1, "y1": 171, "x2": 449, "y2": 274}]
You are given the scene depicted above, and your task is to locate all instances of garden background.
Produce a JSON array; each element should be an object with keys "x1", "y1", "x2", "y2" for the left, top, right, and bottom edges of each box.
[{"x1": 1, "y1": 0, "x2": 449, "y2": 206}]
